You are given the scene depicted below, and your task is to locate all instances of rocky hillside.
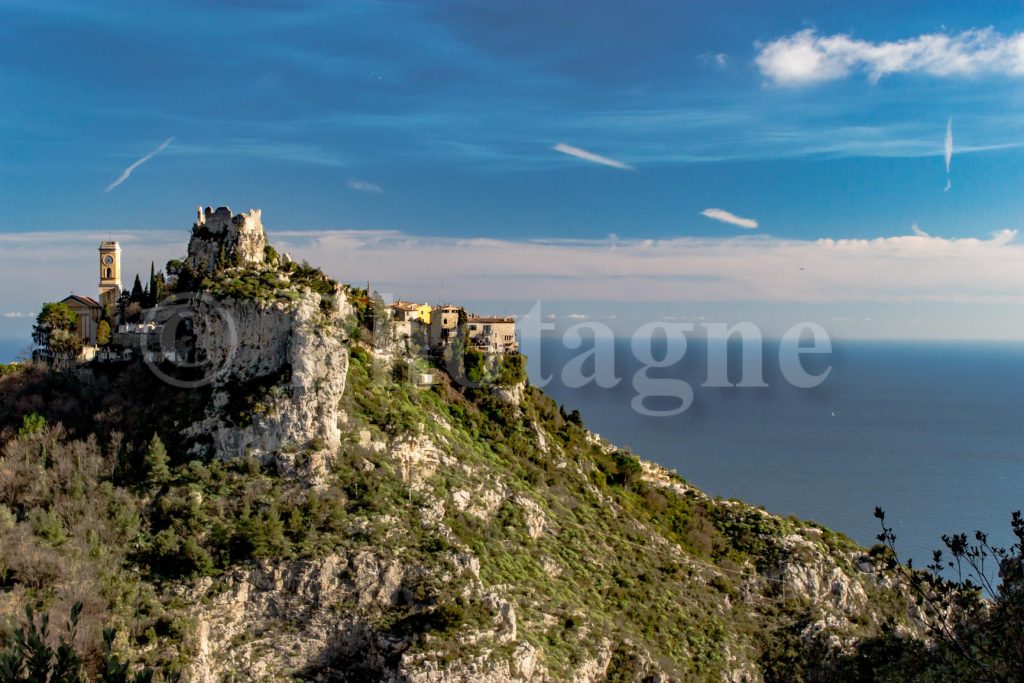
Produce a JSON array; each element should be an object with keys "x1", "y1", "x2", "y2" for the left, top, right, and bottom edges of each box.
[{"x1": 0, "y1": 210, "x2": 940, "y2": 682}]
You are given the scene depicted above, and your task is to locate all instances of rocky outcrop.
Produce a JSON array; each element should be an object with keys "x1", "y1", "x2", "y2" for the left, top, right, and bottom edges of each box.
[
  {"x1": 183, "y1": 548, "x2": 523, "y2": 682},
  {"x1": 182, "y1": 547, "x2": 626, "y2": 683},
  {"x1": 172, "y1": 204, "x2": 355, "y2": 470},
  {"x1": 187, "y1": 206, "x2": 267, "y2": 274},
  {"x1": 185, "y1": 552, "x2": 405, "y2": 682},
  {"x1": 491, "y1": 381, "x2": 525, "y2": 406}
]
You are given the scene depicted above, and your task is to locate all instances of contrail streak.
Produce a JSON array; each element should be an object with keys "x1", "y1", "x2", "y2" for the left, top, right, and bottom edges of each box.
[
  {"x1": 106, "y1": 137, "x2": 175, "y2": 192},
  {"x1": 944, "y1": 118, "x2": 953, "y2": 191}
]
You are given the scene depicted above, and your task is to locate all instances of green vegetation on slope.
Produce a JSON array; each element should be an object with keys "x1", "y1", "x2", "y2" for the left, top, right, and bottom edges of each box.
[{"x1": 0, "y1": 328, "x2": 1017, "y2": 680}]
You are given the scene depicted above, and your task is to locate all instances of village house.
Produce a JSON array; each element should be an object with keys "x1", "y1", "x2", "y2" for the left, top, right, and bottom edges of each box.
[
  {"x1": 426, "y1": 305, "x2": 518, "y2": 355},
  {"x1": 388, "y1": 301, "x2": 432, "y2": 343},
  {"x1": 389, "y1": 301, "x2": 432, "y2": 324},
  {"x1": 428, "y1": 304, "x2": 462, "y2": 350},
  {"x1": 466, "y1": 314, "x2": 518, "y2": 354}
]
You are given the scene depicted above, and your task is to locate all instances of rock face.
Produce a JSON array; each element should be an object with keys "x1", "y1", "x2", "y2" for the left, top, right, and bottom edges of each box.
[
  {"x1": 187, "y1": 206, "x2": 267, "y2": 274},
  {"x1": 184, "y1": 550, "x2": 610, "y2": 683},
  {"x1": 186, "y1": 293, "x2": 350, "y2": 472}
]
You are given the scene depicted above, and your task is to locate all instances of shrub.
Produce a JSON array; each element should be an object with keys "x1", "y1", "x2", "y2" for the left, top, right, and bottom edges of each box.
[
  {"x1": 18, "y1": 412, "x2": 46, "y2": 437},
  {"x1": 28, "y1": 507, "x2": 67, "y2": 546}
]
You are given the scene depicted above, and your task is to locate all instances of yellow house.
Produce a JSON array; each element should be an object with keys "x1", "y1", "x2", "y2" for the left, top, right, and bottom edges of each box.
[{"x1": 389, "y1": 301, "x2": 432, "y2": 325}]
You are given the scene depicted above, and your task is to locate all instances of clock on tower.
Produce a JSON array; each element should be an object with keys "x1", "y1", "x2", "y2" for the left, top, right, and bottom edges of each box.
[{"x1": 98, "y1": 241, "x2": 122, "y2": 309}]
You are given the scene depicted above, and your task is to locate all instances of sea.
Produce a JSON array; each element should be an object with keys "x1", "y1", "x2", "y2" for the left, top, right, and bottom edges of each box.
[
  {"x1": 0, "y1": 336, "x2": 31, "y2": 364},
  {"x1": 2, "y1": 334, "x2": 1021, "y2": 567}
]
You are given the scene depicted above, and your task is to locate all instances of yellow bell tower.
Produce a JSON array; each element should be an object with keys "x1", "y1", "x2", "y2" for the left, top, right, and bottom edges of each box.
[{"x1": 99, "y1": 241, "x2": 122, "y2": 308}]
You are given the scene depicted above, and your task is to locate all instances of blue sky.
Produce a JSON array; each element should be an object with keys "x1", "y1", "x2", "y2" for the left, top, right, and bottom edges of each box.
[{"x1": 3, "y1": 0, "x2": 1024, "y2": 340}]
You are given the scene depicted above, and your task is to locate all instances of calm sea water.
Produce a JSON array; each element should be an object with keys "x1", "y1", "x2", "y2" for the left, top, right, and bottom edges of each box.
[
  {"x1": 0, "y1": 337, "x2": 31, "y2": 364},
  {"x1": 4, "y1": 335, "x2": 1021, "y2": 565},
  {"x1": 532, "y1": 337, "x2": 1024, "y2": 567}
]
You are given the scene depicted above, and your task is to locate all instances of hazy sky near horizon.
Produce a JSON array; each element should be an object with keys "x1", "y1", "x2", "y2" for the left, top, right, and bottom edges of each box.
[{"x1": 2, "y1": 0, "x2": 1024, "y2": 339}]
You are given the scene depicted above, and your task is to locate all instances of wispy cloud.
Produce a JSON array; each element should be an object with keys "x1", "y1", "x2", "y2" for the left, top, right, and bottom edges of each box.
[
  {"x1": 263, "y1": 227, "x2": 1024, "y2": 306},
  {"x1": 172, "y1": 140, "x2": 346, "y2": 167},
  {"x1": 105, "y1": 137, "x2": 175, "y2": 192},
  {"x1": 347, "y1": 178, "x2": 383, "y2": 194},
  {"x1": 944, "y1": 118, "x2": 954, "y2": 191},
  {"x1": 2, "y1": 312, "x2": 33, "y2": 319},
  {"x1": 701, "y1": 208, "x2": 758, "y2": 229},
  {"x1": 756, "y1": 28, "x2": 1024, "y2": 86},
  {"x1": 699, "y1": 52, "x2": 729, "y2": 69},
  {"x1": 911, "y1": 223, "x2": 930, "y2": 237},
  {"x1": 552, "y1": 143, "x2": 633, "y2": 170}
]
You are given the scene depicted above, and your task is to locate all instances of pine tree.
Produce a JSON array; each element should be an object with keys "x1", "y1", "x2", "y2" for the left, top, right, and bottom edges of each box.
[
  {"x1": 263, "y1": 504, "x2": 288, "y2": 555},
  {"x1": 144, "y1": 434, "x2": 170, "y2": 487}
]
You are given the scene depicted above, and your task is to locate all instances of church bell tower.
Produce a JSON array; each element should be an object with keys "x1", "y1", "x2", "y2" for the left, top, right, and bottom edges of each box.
[{"x1": 98, "y1": 241, "x2": 122, "y2": 309}]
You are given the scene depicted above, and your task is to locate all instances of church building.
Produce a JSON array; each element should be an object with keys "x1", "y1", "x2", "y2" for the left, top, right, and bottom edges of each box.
[{"x1": 61, "y1": 241, "x2": 122, "y2": 351}]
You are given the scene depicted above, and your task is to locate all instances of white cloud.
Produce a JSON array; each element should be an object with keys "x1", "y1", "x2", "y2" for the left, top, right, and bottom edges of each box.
[
  {"x1": 566, "y1": 313, "x2": 590, "y2": 320},
  {"x1": 347, "y1": 178, "x2": 383, "y2": 194},
  {"x1": 105, "y1": 137, "x2": 175, "y2": 192},
  {"x1": 756, "y1": 28, "x2": 1024, "y2": 86},
  {"x1": 701, "y1": 208, "x2": 758, "y2": 229},
  {"x1": 552, "y1": 143, "x2": 634, "y2": 170},
  {"x1": 2, "y1": 312, "x2": 33, "y2": 318},
  {"x1": 910, "y1": 223, "x2": 930, "y2": 237},
  {"x1": 3, "y1": 227, "x2": 1023, "y2": 337}
]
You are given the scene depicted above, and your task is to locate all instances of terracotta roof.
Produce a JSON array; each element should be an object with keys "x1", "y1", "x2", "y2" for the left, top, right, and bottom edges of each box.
[{"x1": 62, "y1": 294, "x2": 101, "y2": 308}]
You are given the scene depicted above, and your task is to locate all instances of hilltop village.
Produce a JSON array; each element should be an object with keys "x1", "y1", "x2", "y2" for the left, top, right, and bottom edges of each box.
[{"x1": 38, "y1": 206, "x2": 518, "y2": 366}]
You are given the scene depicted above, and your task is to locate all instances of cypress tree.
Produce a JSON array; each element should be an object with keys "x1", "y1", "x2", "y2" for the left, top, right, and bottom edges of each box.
[{"x1": 130, "y1": 274, "x2": 144, "y2": 303}]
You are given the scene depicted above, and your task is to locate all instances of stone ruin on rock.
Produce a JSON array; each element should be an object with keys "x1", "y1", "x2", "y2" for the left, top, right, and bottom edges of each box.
[{"x1": 187, "y1": 205, "x2": 267, "y2": 274}]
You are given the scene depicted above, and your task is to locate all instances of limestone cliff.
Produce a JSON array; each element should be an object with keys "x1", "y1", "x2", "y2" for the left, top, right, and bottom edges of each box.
[{"x1": 185, "y1": 294, "x2": 350, "y2": 477}]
